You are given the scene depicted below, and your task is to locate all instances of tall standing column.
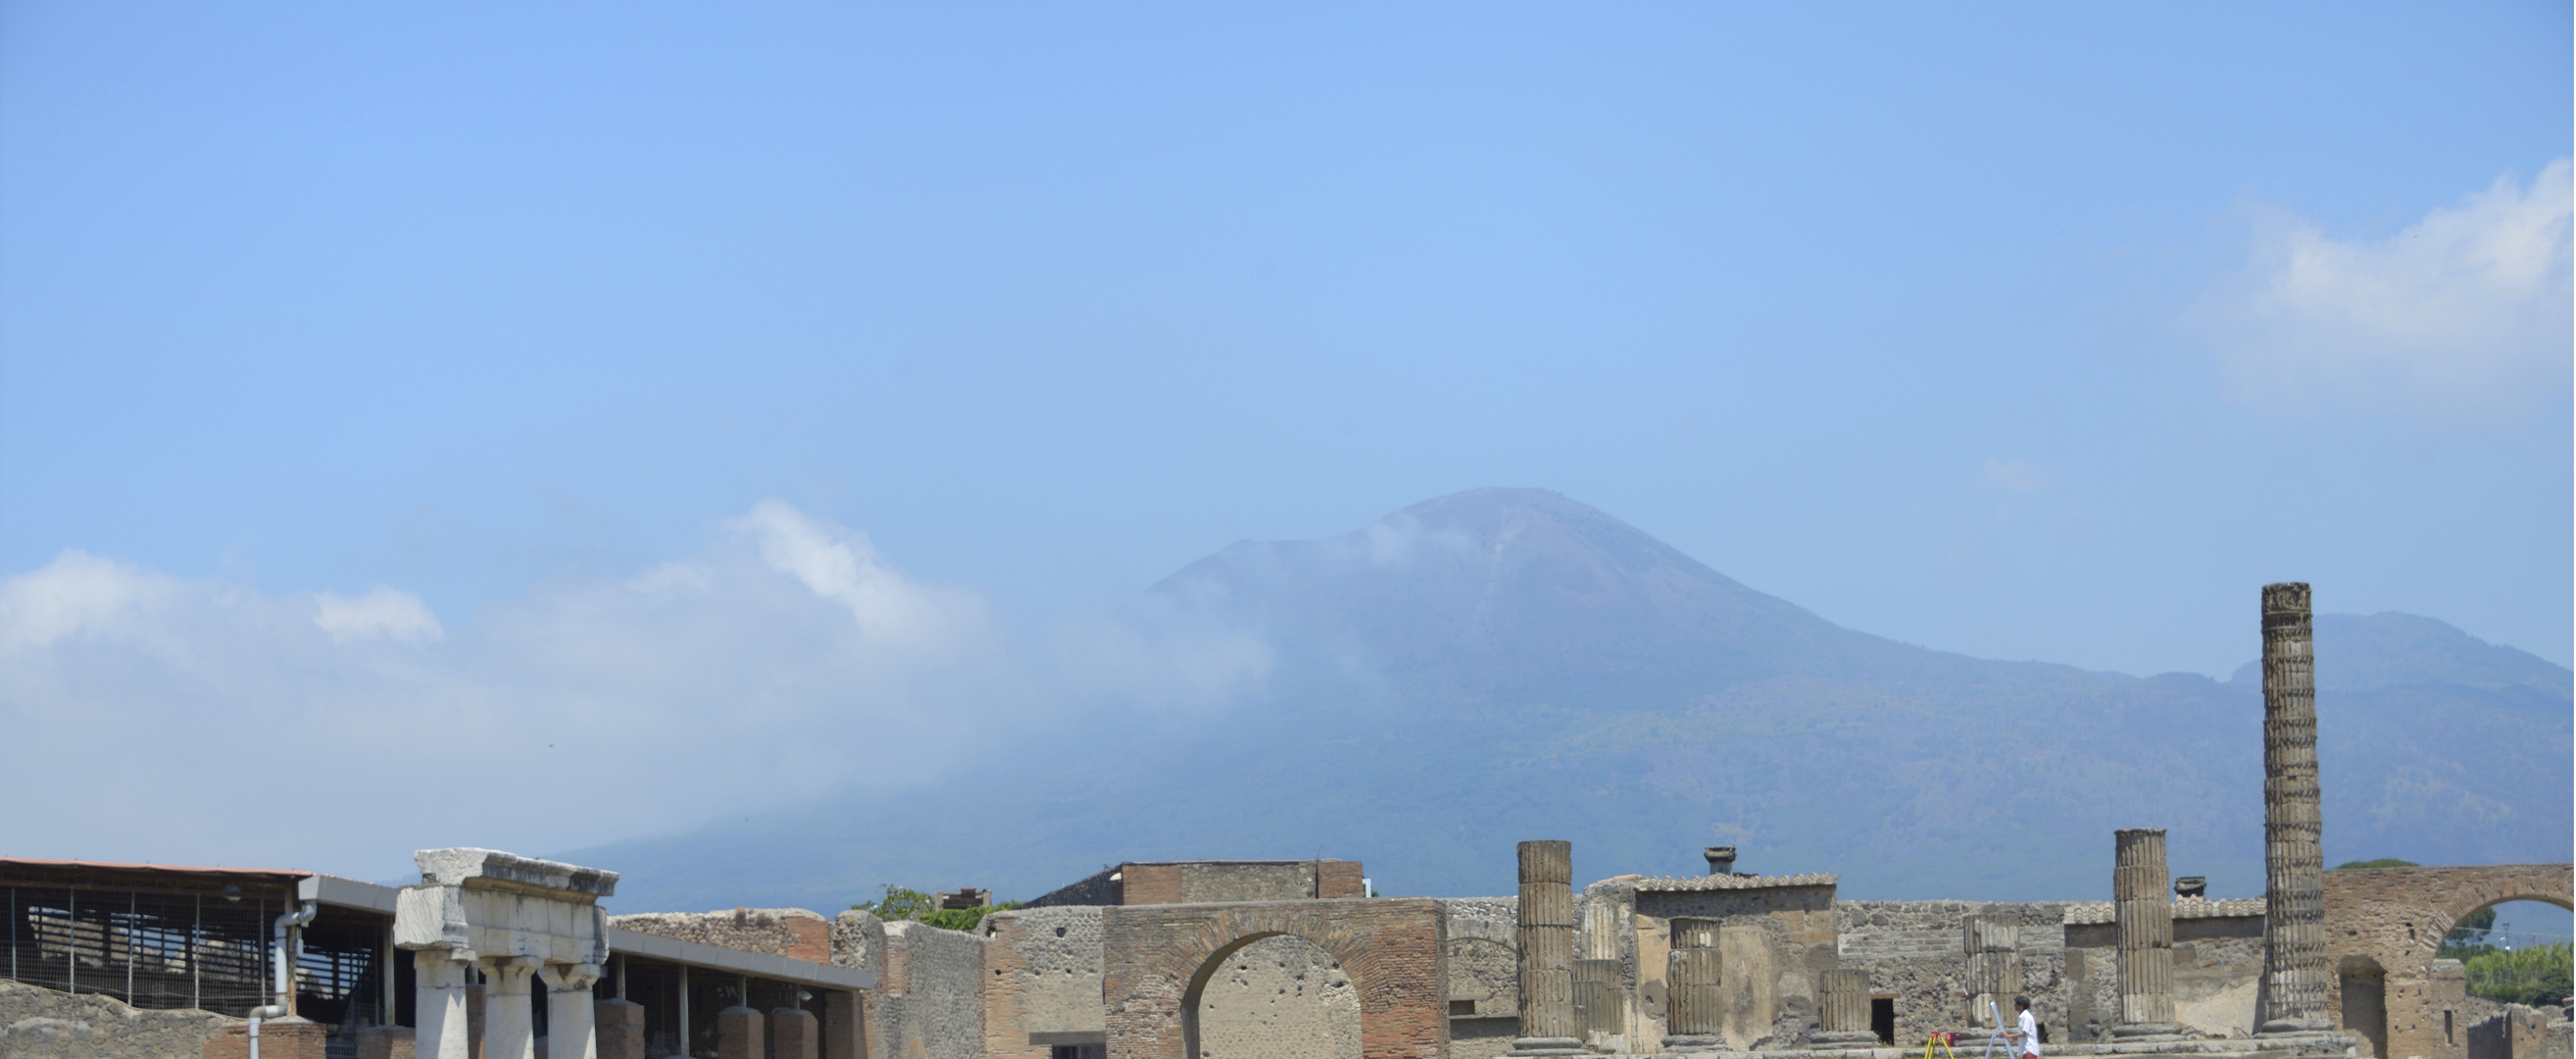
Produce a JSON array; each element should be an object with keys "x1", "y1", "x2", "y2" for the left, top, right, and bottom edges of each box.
[
  {"x1": 2260, "y1": 582, "x2": 2330, "y2": 1034},
  {"x1": 415, "y1": 950, "x2": 477, "y2": 1059},
  {"x1": 2111, "y1": 829, "x2": 2180, "y2": 1038},
  {"x1": 540, "y1": 963, "x2": 603, "y2": 1059},
  {"x1": 481, "y1": 956, "x2": 540, "y2": 1059},
  {"x1": 1511, "y1": 840, "x2": 1582, "y2": 1056}
]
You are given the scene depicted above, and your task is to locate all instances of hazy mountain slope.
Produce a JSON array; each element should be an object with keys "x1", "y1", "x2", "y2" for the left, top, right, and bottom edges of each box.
[{"x1": 569, "y1": 488, "x2": 2571, "y2": 914}]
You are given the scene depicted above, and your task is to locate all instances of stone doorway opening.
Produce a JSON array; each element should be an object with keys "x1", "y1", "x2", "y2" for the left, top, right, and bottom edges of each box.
[
  {"x1": 2337, "y1": 956, "x2": 2387, "y2": 1059},
  {"x1": 1872, "y1": 996, "x2": 1898, "y2": 1044},
  {"x1": 1183, "y1": 933, "x2": 1362, "y2": 1059}
]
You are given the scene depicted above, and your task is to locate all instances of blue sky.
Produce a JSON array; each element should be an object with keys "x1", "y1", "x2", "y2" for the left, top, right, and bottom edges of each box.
[{"x1": 0, "y1": 3, "x2": 2567, "y2": 874}]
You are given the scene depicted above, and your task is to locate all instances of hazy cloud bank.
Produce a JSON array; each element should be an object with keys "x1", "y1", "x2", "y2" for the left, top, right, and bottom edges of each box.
[
  {"x1": 2204, "y1": 160, "x2": 2573, "y2": 426},
  {"x1": 0, "y1": 503, "x2": 1269, "y2": 882}
]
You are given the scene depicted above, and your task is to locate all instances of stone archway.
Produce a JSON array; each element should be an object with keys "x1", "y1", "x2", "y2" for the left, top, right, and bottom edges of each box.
[
  {"x1": 1184, "y1": 933, "x2": 1362, "y2": 1059},
  {"x1": 2321, "y1": 864, "x2": 2573, "y2": 1059},
  {"x1": 1101, "y1": 898, "x2": 1446, "y2": 1059}
]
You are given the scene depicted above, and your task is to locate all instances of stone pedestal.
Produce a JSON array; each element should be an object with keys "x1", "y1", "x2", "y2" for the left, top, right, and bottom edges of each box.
[
  {"x1": 2112, "y1": 829, "x2": 2183, "y2": 1039},
  {"x1": 716, "y1": 1006, "x2": 765, "y2": 1059},
  {"x1": 818, "y1": 991, "x2": 863, "y2": 1059},
  {"x1": 2259, "y1": 584, "x2": 2331, "y2": 1035},
  {"x1": 1811, "y1": 968, "x2": 1880, "y2": 1045},
  {"x1": 768, "y1": 1008, "x2": 817, "y2": 1059},
  {"x1": 1963, "y1": 915, "x2": 2022, "y2": 1029},
  {"x1": 1511, "y1": 840, "x2": 1584, "y2": 1057},
  {"x1": 593, "y1": 999, "x2": 645, "y2": 1059},
  {"x1": 205, "y1": 1017, "x2": 329, "y2": 1059},
  {"x1": 358, "y1": 1025, "x2": 418, "y2": 1059},
  {"x1": 1664, "y1": 919, "x2": 1724, "y2": 1049}
]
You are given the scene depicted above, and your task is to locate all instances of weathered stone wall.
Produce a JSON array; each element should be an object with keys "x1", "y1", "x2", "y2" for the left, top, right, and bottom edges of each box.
[
  {"x1": 2467, "y1": 1004, "x2": 2560, "y2": 1059},
  {"x1": 611, "y1": 908, "x2": 835, "y2": 964},
  {"x1": 979, "y1": 905, "x2": 1106, "y2": 1059},
  {"x1": 1099, "y1": 897, "x2": 1445, "y2": 1059},
  {"x1": 1191, "y1": 933, "x2": 1362, "y2": 1059},
  {"x1": 1437, "y1": 898, "x2": 1518, "y2": 1059},
  {"x1": 1637, "y1": 882, "x2": 1841, "y2": 1051},
  {"x1": 1835, "y1": 900, "x2": 2072, "y2": 1048},
  {"x1": 0, "y1": 980, "x2": 241, "y2": 1059},
  {"x1": 866, "y1": 922, "x2": 985, "y2": 1059},
  {"x1": 2064, "y1": 901, "x2": 2265, "y2": 1040},
  {"x1": 1118, "y1": 862, "x2": 1364, "y2": 906}
]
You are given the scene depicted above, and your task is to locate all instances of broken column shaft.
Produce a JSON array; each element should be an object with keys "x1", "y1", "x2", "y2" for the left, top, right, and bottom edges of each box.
[
  {"x1": 1814, "y1": 968, "x2": 1880, "y2": 1045},
  {"x1": 2259, "y1": 582, "x2": 2330, "y2": 1034},
  {"x1": 2111, "y1": 829, "x2": 2179, "y2": 1037},
  {"x1": 1512, "y1": 840, "x2": 1583, "y2": 1056},
  {"x1": 1664, "y1": 919, "x2": 1723, "y2": 1048},
  {"x1": 1962, "y1": 914, "x2": 2021, "y2": 1028}
]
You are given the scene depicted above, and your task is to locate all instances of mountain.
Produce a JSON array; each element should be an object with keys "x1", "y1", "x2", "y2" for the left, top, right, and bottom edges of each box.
[{"x1": 568, "y1": 488, "x2": 2573, "y2": 913}]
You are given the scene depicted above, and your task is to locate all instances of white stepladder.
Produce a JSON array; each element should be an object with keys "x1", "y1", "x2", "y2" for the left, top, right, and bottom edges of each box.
[{"x1": 1980, "y1": 999, "x2": 2014, "y2": 1059}]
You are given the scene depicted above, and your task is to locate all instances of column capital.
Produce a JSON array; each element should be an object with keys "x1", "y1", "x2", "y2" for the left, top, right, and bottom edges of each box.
[{"x1": 540, "y1": 962, "x2": 604, "y2": 992}]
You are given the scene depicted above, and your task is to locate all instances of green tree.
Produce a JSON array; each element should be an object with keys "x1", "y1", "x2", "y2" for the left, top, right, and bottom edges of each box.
[
  {"x1": 849, "y1": 884, "x2": 1020, "y2": 933},
  {"x1": 2463, "y1": 942, "x2": 2572, "y2": 1005},
  {"x1": 851, "y1": 884, "x2": 938, "y2": 922}
]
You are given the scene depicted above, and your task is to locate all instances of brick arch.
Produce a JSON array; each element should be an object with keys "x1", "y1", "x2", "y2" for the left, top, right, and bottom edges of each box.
[
  {"x1": 2320, "y1": 864, "x2": 2574, "y2": 1059},
  {"x1": 1102, "y1": 898, "x2": 1448, "y2": 1059}
]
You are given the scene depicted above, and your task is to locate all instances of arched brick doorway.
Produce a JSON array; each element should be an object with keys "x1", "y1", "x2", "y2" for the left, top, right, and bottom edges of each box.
[
  {"x1": 1184, "y1": 933, "x2": 1362, "y2": 1059},
  {"x1": 1101, "y1": 898, "x2": 1447, "y2": 1059},
  {"x1": 2322, "y1": 864, "x2": 2573, "y2": 1059}
]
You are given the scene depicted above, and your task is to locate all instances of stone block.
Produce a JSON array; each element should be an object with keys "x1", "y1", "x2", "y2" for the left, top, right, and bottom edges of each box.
[
  {"x1": 769, "y1": 1008, "x2": 817, "y2": 1059},
  {"x1": 205, "y1": 1017, "x2": 329, "y2": 1059},
  {"x1": 819, "y1": 990, "x2": 863, "y2": 1059},
  {"x1": 594, "y1": 998, "x2": 645, "y2": 1059},
  {"x1": 360, "y1": 1025, "x2": 418, "y2": 1059},
  {"x1": 717, "y1": 1005, "x2": 765, "y2": 1059}
]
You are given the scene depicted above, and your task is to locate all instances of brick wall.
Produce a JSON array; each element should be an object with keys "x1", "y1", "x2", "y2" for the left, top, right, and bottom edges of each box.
[
  {"x1": 980, "y1": 905, "x2": 1107, "y2": 1059},
  {"x1": 2322, "y1": 864, "x2": 2574, "y2": 1059},
  {"x1": 1101, "y1": 897, "x2": 1445, "y2": 1059}
]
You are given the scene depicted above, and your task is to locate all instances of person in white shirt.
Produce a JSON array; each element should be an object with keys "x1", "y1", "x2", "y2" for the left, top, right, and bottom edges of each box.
[{"x1": 2004, "y1": 995, "x2": 2041, "y2": 1059}]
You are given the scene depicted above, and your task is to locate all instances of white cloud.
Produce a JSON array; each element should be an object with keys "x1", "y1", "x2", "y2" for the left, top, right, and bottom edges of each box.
[
  {"x1": 0, "y1": 501, "x2": 1270, "y2": 882},
  {"x1": 314, "y1": 586, "x2": 445, "y2": 644},
  {"x1": 2203, "y1": 160, "x2": 2574, "y2": 423}
]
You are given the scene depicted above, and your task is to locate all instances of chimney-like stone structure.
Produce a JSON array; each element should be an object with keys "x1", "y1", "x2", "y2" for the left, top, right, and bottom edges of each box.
[
  {"x1": 1704, "y1": 846, "x2": 1738, "y2": 876},
  {"x1": 2259, "y1": 582, "x2": 2331, "y2": 1034},
  {"x1": 1962, "y1": 915, "x2": 2022, "y2": 1028},
  {"x1": 2111, "y1": 829, "x2": 2181, "y2": 1038},
  {"x1": 1663, "y1": 919, "x2": 1724, "y2": 1049},
  {"x1": 1814, "y1": 969, "x2": 1880, "y2": 1045},
  {"x1": 1511, "y1": 840, "x2": 1583, "y2": 1056}
]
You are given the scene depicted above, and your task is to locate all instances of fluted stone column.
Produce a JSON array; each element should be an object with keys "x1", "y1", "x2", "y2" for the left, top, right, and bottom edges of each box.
[
  {"x1": 481, "y1": 957, "x2": 539, "y2": 1059},
  {"x1": 1962, "y1": 915, "x2": 2021, "y2": 1028},
  {"x1": 2260, "y1": 582, "x2": 2330, "y2": 1034},
  {"x1": 1665, "y1": 919, "x2": 1724, "y2": 1049},
  {"x1": 539, "y1": 963, "x2": 603, "y2": 1059},
  {"x1": 1810, "y1": 969, "x2": 1878, "y2": 1046},
  {"x1": 414, "y1": 951, "x2": 476, "y2": 1059},
  {"x1": 2111, "y1": 829, "x2": 2181, "y2": 1038},
  {"x1": 1511, "y1": 840, "x2": 1582, "y2": 1056},
  {"x1": 1572, "y1": 896, "x2": 1623, "y2": 1039}
]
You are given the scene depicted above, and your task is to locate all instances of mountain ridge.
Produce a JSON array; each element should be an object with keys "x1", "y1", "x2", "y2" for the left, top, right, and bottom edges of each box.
[{"x1": 566, "y1": 487, "x2": 2572, "y2": 913}]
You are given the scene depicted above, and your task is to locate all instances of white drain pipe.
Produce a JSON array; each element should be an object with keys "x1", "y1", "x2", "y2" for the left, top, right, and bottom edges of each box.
[{"x1": 247, "y1": 901, "x2": 319, "y2": 1059}]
